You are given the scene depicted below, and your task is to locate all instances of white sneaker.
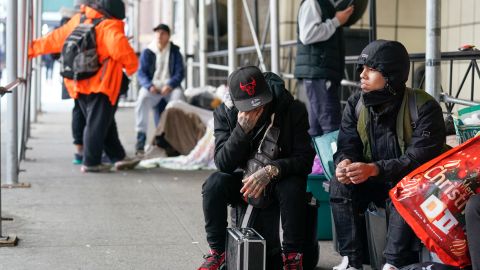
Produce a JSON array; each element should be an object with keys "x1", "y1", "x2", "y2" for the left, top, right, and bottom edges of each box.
[
  {"x1": 382, "y1": 263, "x2": 399, "y2": 270},
  {"x1": 333, "y1": 256, "x2": 363, "y2": 270}
]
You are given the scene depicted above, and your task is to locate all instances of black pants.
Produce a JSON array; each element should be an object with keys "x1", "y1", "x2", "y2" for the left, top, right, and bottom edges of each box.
[
  {"x1": 77, "y1": 93, "x2": 126, "y2": 166},
  {"x1": 72, "y1": 99, "x2": 86, "y2": 145},
  {"x1": 202, "y1": 171, "x2": 307, "y2": 253},
  {"x1": 330, "y1": 177, "x2": 419, "y2": 268},
  {"x1": 466, "y1": 194, "x2": 480, "y2": 270}
]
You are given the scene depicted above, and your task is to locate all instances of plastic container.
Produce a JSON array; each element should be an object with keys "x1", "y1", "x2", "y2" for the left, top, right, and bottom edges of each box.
[
  {"x1": 454, "y1": 105, "x2": 480, "y2": 143},
  {"x1": 306, "y1": 174, "x2": 333, "y2": 240}
]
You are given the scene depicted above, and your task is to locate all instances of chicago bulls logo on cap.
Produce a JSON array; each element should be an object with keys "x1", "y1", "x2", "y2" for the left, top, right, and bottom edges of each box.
[
  {"x1": 239, "y1": 78, "x2": 256, "y2": 96},
  {"x1": 228, "y1": 66, "x2": 272, "y2": 112}
]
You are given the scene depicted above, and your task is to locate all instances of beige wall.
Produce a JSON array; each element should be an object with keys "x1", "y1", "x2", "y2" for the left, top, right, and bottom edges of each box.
[
  {"x1": 137, "y1": 0, "x2": 480, "y2": 103},
  {"x1": 351, "y1": 0, "x2": 426, "y2": 53},
  {"x1": 440, "y1": 0, "x2": 480, "y2": 104},
  {"x1": 137, "y1": 0, "x2": 480, "y2": 53},
  {"x1": 441, "y1": 0, "x2": 480, "y2": 52}
]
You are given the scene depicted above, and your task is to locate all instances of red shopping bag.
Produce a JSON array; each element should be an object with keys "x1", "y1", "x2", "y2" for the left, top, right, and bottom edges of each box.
[{"x1": 390, "y1": 136, "x2": 480, "y2": 268}]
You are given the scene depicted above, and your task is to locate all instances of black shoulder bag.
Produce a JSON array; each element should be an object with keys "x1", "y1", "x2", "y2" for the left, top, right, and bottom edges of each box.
[{"x1": 243, "y1": 113, "x2": 280, "y2": 209}]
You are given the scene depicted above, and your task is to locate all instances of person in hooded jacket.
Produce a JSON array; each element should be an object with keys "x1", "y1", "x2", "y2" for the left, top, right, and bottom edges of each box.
[
  {"x1": 198, "y1": 66, "x2": 315, "y2": 270},
  {"x1": 28, "y1": 0, "x2": 140, "y2": 172},
  {"x1": 135, "y1": 23, "x2": 185, "y2": 156},
  {"x1": 330, "y1": 40, "x2": 446, "y2": 270}
]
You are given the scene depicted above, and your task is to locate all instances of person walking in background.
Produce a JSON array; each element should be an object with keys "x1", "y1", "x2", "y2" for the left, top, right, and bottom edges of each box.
[
  {"x1": 41, "y1": 54, "x2": 55, "y2": 80},
  {"x1": 135, "y1": 23, "x2": 185, "y2": 156},
  {"x1": 294, "y1": 0, "x2": 353, "y2": 137},
  {"x1": 28, "y1": 0, "x2": 140, "y2": 173}
]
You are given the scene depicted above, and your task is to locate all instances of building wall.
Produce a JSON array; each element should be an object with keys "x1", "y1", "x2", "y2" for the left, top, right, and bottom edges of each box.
[
  {"x1": 138, "y1": 0, "x2": 480, "y2": 104},
  {"x1": 138, "y1": 0, "x2": 173, "y2": 49},
  {"x1": 349, "y1": 0, "x2": 426, "y2": 53},
  {"x1": 440, "y1": 0, "x2": 480, "y2": 104}
]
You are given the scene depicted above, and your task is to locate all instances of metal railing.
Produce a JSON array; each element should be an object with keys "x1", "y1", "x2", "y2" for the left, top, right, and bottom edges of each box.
[
  {"x1": 0, "y1": 77, "x2": 26, "y2": 246},
  {"x1": 408, "y1": 51, "x2": 480, "y2": 113},
  {"x1": 0, "y1": 0, "x2": 39, "y2": 247},
  {"x1": 189, "y1": 40, "x2": 298, "y2": 93},
  {"x1": 198, "y1": 41, "x2": 480, "y2": 113}
]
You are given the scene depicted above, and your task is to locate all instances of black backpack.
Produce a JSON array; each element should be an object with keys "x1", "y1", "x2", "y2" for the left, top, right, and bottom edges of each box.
[{"x1": 60, "y1": 14, "x2": 105, "y2": 80}]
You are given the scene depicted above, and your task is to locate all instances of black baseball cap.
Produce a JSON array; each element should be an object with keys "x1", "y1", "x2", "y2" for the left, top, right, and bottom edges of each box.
[
  {"x1": 153, "y1": 23, "x2": 170, "y2": 34},
  {"x1": 227, "y1": 66, "x2": 272, "y2": 112}
]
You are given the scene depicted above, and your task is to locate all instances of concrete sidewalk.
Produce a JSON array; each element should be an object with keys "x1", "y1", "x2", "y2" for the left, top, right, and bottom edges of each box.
[{"x1": 0, "y1": 107, "x2": 340, "y2": 270}]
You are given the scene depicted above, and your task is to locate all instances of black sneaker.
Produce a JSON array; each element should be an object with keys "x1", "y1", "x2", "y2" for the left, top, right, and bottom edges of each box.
[
  {"x1": 114, "y1": 157, "x2": 141, "y2": 170},
  {"x1": 80, "y1": 164, "x2": 113, "y2": 173}
]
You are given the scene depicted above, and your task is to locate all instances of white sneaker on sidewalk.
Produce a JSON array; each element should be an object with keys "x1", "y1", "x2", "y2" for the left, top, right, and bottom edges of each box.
[{"x1": 333, "y1": 256, "x2": 363, "y2": 270}]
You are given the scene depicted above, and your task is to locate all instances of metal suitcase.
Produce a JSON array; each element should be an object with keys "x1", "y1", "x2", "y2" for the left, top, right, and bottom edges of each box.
[{"x1": 226, "y1": 227, "x2": 266, "y2": 270}]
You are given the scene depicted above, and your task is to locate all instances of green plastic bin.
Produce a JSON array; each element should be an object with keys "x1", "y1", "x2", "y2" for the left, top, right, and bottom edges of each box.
[{"x1": 306, "y1": 174, "x2": 333, "y2": 240}]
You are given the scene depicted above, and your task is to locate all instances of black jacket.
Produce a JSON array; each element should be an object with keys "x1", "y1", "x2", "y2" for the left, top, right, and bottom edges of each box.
[
  {"x1": 213, "y1": 73, "x2": 315, "y2": 179},
  {"x1": 334, "y1": 90, "x2": 446, "y2": 185}
]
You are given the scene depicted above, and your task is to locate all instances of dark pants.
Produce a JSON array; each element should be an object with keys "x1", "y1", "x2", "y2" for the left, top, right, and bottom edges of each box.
[
  {"x1": 72, "y1": 99, "x2": 86, "y2": 145},
  {"x1": 202, "y1": 171, "x2": 307, "y2": 253},
  {"x1": 303, "y1": 79, "x2": 342, "y2": 137},
  {"x1": 466, "y1": 194, "x2": 480, "y2": 270},
  {"x1": 77, "y1": 93, "x2": 126, "y2": 166},
  {"x1": 330, "y1": 177, "x2": 419, "y2": 268},
  {"x1": 153, "y1": 98, "x2": 168, "y2": 127}
]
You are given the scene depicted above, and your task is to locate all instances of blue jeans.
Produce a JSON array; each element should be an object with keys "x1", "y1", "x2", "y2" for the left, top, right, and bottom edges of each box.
[
  {"x1": 303, "y1": 79, "x2": 342, "y2": 137},
  {"x1": 330, "y1": 177, "x2": 419, "y2": 268}
]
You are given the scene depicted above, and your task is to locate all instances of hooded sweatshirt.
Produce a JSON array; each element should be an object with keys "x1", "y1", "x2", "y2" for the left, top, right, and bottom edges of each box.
[
  {"x1": 334, "y1": 40, "x2": 446, "y2": 186},
  {"x1": 213, "y1": 72, "x2": 315, "y2": 179}
]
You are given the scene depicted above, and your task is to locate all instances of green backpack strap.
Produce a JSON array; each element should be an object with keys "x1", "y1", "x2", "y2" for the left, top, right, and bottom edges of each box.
[
  {"x1": 356, "y1": 88, "x2": 434, "y2": 158},
  {"x1": 397, "y1": 88, "x2": 412, "y2": 153},
  {"x1": 356, "y1": 88, "x2": 449, "y2": 159},
  {"x1": 355, "y1": 96, "x2": 372, "y2": 162},
  {"x1": 399, "y1": 88, "x2": 436, "y2": 153}
]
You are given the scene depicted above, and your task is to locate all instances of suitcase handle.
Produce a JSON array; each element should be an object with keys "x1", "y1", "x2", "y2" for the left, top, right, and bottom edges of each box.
[{"x1": 241, "y1": 204, "x2": 254, "y2": 228}]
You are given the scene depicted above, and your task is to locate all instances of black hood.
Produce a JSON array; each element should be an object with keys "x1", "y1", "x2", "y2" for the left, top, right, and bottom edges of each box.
[
  {"x1": 357, "y1": 40, "x2": 410, "y2": 91},
  {"x1": 263, "y1": 72, "x2": 294, "y2": 114},
  {"x1": 90, "y1": 0, "x2": 125, "y2": 19}
]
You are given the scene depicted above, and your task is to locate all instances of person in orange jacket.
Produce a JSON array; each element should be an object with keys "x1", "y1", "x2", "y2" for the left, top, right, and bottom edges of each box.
[{"x1": 29, "y1": 0, "x2": 140, "y2": 172}]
